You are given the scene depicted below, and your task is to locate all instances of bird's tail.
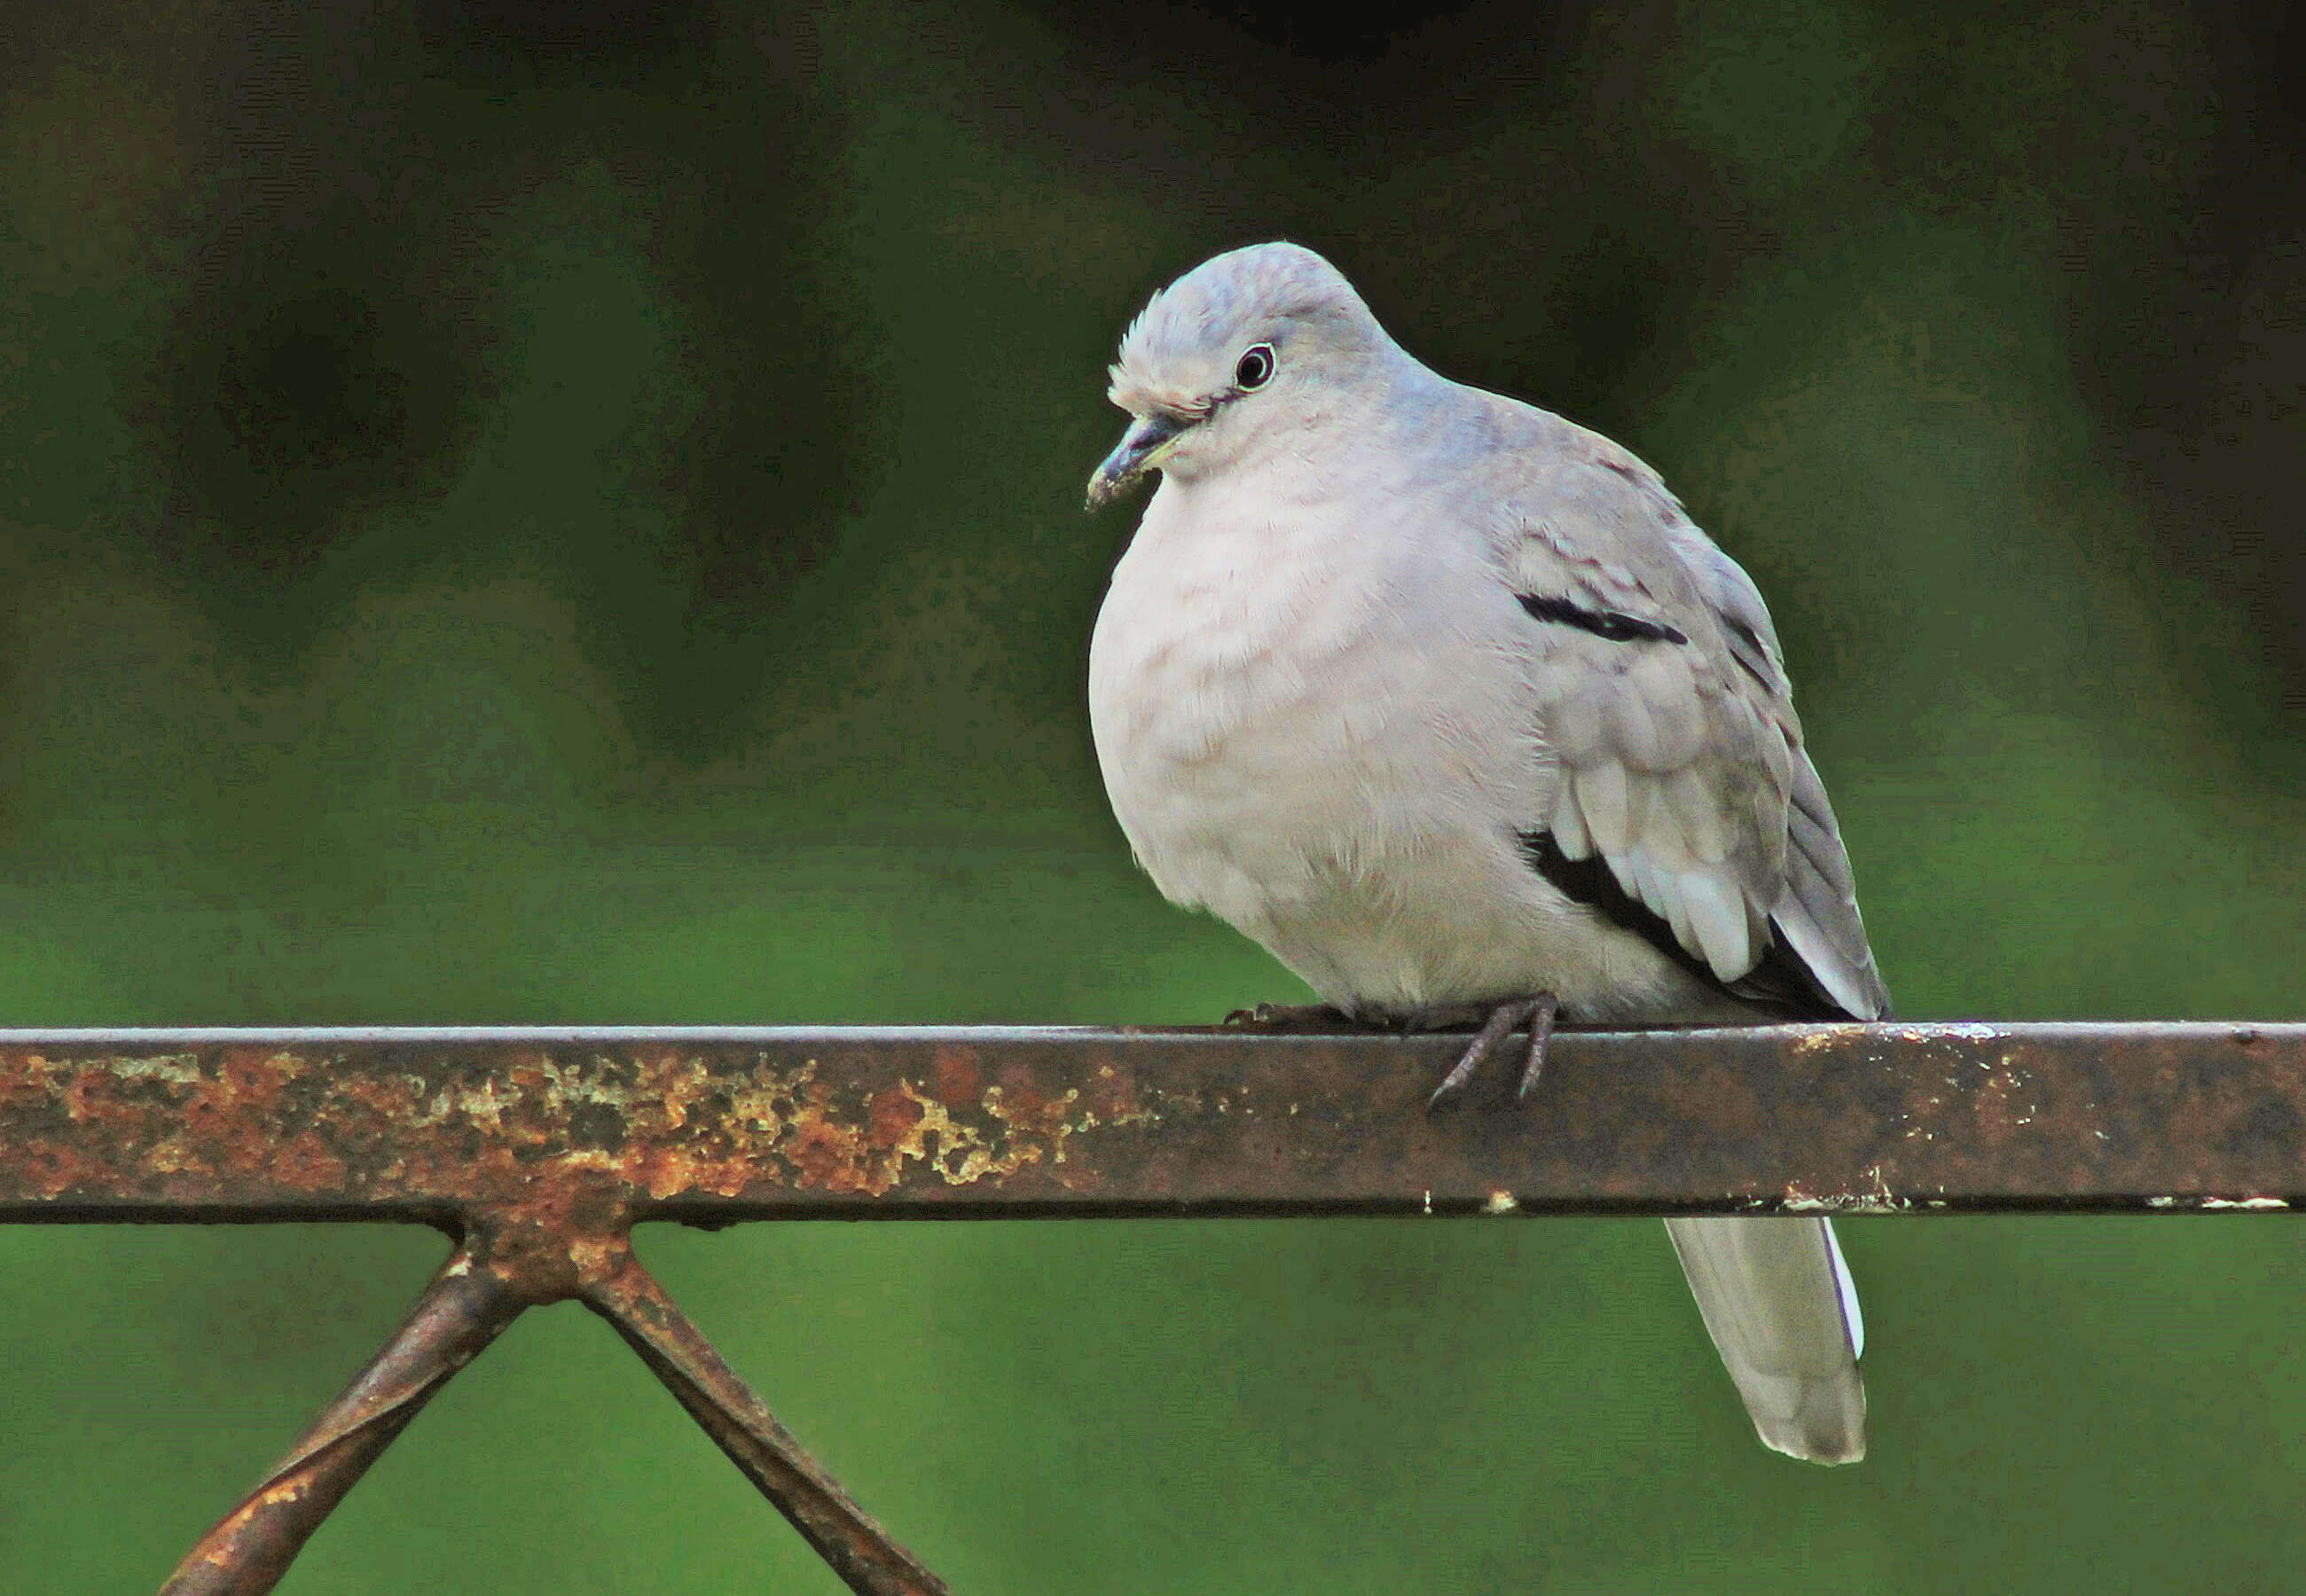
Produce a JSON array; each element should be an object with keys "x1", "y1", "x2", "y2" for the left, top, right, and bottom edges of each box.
[{"x1": 1663, "y1": 1216, "x2": 1866, "y2": 1465}]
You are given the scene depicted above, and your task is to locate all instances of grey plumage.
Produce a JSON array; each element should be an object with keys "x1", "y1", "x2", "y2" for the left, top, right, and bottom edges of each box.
[
  {"x1": 1085, "y1": 241, "x2": 1886, "y2": 1464},
  {"x1": 1666, "y1": 1215, "x2": 1867, "y2": 1463}
]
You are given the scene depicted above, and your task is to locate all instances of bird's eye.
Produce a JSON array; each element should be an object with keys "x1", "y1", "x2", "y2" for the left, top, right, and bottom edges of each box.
[{"x1": 1234, "y1": 344, "x2": 1275, "y2": 390}]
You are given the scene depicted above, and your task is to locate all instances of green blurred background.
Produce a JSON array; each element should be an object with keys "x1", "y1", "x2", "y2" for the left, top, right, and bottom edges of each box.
[{"x1": 2, "y1": 0, "x2": 2302, "y2": 1588}]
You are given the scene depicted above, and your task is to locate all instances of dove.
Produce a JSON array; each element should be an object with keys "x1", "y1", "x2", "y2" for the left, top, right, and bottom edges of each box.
[{"x1": 1084, "y1": 241, "x2": 1888, "y2": 1464}]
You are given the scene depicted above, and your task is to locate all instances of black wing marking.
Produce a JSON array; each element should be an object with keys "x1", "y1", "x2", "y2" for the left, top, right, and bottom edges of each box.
[
  {"x1": 1516, "y1": 592, "x2": 1690, "y2": 645},
  {"x1": 1718, "y1": 614, "x2": 1777, "y2": 691},
  {"x1": 1516, "y1": 829, "x2": 1855, "y2": 1021}
]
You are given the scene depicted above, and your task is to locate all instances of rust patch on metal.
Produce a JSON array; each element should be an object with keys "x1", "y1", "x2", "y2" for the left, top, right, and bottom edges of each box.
[{"x1": 929, "y1": 1044, "x2": 981, "y2": 1109}]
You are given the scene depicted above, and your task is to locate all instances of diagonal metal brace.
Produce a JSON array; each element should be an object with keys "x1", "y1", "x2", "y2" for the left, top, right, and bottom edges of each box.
[
  {"x1": 159, "y1": 1248, "x2": 522, "y2": 1596},
  {"x1": 584, "y1": 1247, "x2": 948, "y2": 1596},
  {"x1": 158, "y1": 1211, "x2": 945, "y2": 1596}
]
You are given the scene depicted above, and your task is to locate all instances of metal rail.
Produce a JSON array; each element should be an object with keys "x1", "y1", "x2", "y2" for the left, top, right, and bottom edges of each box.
[{"x1": 3, "y1": 1021, "x2": 2299, "y2": 1592}]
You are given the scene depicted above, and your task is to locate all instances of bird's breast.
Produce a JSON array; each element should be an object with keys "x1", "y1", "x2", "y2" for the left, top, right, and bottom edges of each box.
[{"x1": 1087, "y1": 485, "x2": 1540, "y2": 936}]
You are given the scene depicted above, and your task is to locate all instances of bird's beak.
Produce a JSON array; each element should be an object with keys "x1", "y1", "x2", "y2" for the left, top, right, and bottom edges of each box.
[{"x1": 1086, "y1": 412, "x2": 1186, "y2": 511}]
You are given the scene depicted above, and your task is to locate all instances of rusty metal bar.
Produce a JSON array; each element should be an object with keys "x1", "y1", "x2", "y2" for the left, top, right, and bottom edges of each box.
[
  {"x1": 4, "y1": 1024, "x2": 2305, "y2": 1220},
  {"x1": 4, "y1": 1021, "x2": 2302, "y2": 1595}
]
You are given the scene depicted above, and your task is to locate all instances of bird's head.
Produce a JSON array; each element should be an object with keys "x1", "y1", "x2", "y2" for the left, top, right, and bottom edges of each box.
[{"x1": 1086, "y1": 241, "x2": 1392, "y2": 510}]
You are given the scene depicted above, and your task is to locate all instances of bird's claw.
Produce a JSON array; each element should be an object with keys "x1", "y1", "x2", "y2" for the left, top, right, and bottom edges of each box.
[
  {"x1": 1223, "y1": 1001, "x2": 1353, "y2": 1032},
  {"x1": 1425, "y1": 993, "x2": 1558, "y2": 1113},
  {"x1": 1221, "y1": 995, "x2": 1557, "y2": 1103}
]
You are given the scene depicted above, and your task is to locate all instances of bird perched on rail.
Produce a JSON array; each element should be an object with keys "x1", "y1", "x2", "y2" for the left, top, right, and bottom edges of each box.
[{"x1": 1083, "y1": 241, "x2": 1889, "y2": 1465}]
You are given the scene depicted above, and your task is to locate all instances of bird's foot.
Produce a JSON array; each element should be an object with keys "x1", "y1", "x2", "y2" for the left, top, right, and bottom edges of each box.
[
  {"x1": 1422, "y1": 993, "x2": 1559, "y2": 1113},
  {"x1": 1223, "y1": 994, "x2": 1560, "y2": 1110},
  {"x1": 1222, "y1": 1001, "x2": 1359, "y2": 1032}
]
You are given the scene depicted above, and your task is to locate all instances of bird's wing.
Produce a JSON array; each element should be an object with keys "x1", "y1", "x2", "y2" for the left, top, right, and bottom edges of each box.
[{"x1": 1496, "y1": 419, "x2": 1888, "y2": 1021}]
